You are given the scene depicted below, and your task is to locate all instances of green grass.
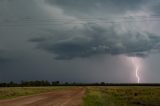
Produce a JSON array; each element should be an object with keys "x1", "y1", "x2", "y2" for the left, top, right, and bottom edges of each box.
[
  {"x1": 84, "y1": 86, "x2": 160, "y2": 106},
  {"x1": 0, "y1": 86, "x2": 72, "y2": 100},
  {"x1": 1, "y1": 86, "x2": 160, "y2": 106}
]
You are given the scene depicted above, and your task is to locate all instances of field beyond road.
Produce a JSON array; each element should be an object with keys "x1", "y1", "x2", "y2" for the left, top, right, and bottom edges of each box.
[
  {"x1": 0, "y1": 86, "x2": 160, "y2": 106},
  {"x1": 84, "y1": 86, "x2": 160, "y2": 106}
]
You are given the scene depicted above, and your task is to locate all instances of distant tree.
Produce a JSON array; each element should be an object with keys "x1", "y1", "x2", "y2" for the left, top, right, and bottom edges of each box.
[
  {"x1": 100, "y1": 82, "x2": 105, "y2": 86},
  {"x1": 52, "y1": 81, "x2": 60, "y2": 86}
]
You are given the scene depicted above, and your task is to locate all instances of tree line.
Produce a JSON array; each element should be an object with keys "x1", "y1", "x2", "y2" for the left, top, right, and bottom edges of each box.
[{"x1": 0, "y1": 81, "x2": 160, "y2": 87}]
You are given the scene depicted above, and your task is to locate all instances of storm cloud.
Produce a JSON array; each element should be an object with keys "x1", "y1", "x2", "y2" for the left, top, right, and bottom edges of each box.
[
  {"x1": 30, "y1": 23, "x2": 160, "y2": 60},
  {"x1": 45, "y1": 0, "x2": 147, "y2": 16},
  {"x1": 0, "y1": 50, "x2": 13, "y2": 64},
  {"x1": 1, "y1": 0, "x2": 160, "y2": 83},
  {"x1": 27, "y1": 0, "x2": 160, "y2": 60}
]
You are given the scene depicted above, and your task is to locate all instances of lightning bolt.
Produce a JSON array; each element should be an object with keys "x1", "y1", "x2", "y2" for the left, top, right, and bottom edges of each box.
[{"x1": 131, "y1": 57, "x2": 140, "y2": 83}]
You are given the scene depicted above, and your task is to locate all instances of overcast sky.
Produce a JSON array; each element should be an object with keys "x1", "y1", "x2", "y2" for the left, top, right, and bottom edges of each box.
[{"x1": 0, "y1": 0, "x2": 160, "y2": 83}]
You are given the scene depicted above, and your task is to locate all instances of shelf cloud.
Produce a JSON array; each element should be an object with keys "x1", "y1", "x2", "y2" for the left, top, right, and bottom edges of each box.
[{"x1": 30, "y1": 23, "x2": 160, "y2": 60}]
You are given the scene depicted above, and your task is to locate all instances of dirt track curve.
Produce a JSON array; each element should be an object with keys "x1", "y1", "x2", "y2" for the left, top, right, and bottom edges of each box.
[{"x1": 0, "y1": 87, "x2": 85, "y2": 106}]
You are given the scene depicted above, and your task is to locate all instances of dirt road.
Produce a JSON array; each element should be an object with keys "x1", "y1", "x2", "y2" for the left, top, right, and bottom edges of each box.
[{"x1": 0, "y1": 87, "x2": 85, "y2": 106}]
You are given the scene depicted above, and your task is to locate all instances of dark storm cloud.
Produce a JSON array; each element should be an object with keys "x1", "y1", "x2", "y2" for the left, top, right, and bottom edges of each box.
[
  {"x1": 27, "y1": 0, "x2": 160, "y2": 60},
  {"x1": 30, "y1": 24, "x2": 160, "y2": 60},
  {"x1": 0, "y1": 0, "x2": 43, "y2": 17},
  {"x1": 0, "y1": 50, "x2": 13, "y2": 63},
  {"x1": 1, "y1": 0, "x2": 160, "y2": 83},
  {"x1": 29, "y1": 37, "x2": 47, "y2": 42},
  {"x1": 150, "y1": 2, "x2": 160, "y2": 15},
  {"x1": 45, "y1": 0, "x2": 147, "y2": 16},
  {"x1": 0, "y1": 57, "x2": 12, "y2": 64}
]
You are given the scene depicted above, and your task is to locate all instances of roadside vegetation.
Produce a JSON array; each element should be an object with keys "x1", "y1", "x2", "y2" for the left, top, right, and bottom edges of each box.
[
  {"x1": 84, "y1": 86, "x2": 160, "y2": 106},
  {"x1": 1, "y1": 81, "x2": 160, "y2": 106},
  {"x1": 0, "y1": 87, "x2": 72, "y2": 100},
  {"x1": 1, "y1": 81, "x2": 160, "y2": 87}
]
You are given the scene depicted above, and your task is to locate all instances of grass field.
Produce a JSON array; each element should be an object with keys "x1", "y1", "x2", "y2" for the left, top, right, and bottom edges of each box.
[
  {"x1": 0, "y1": 86, "x2": 160, "y2": 106},
  {"x1": 0, "y1": 86, "x2": 72, "y2": 100},
  {"x1": 84, "y1": 86, "x2": 160, "y2": 106}
]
